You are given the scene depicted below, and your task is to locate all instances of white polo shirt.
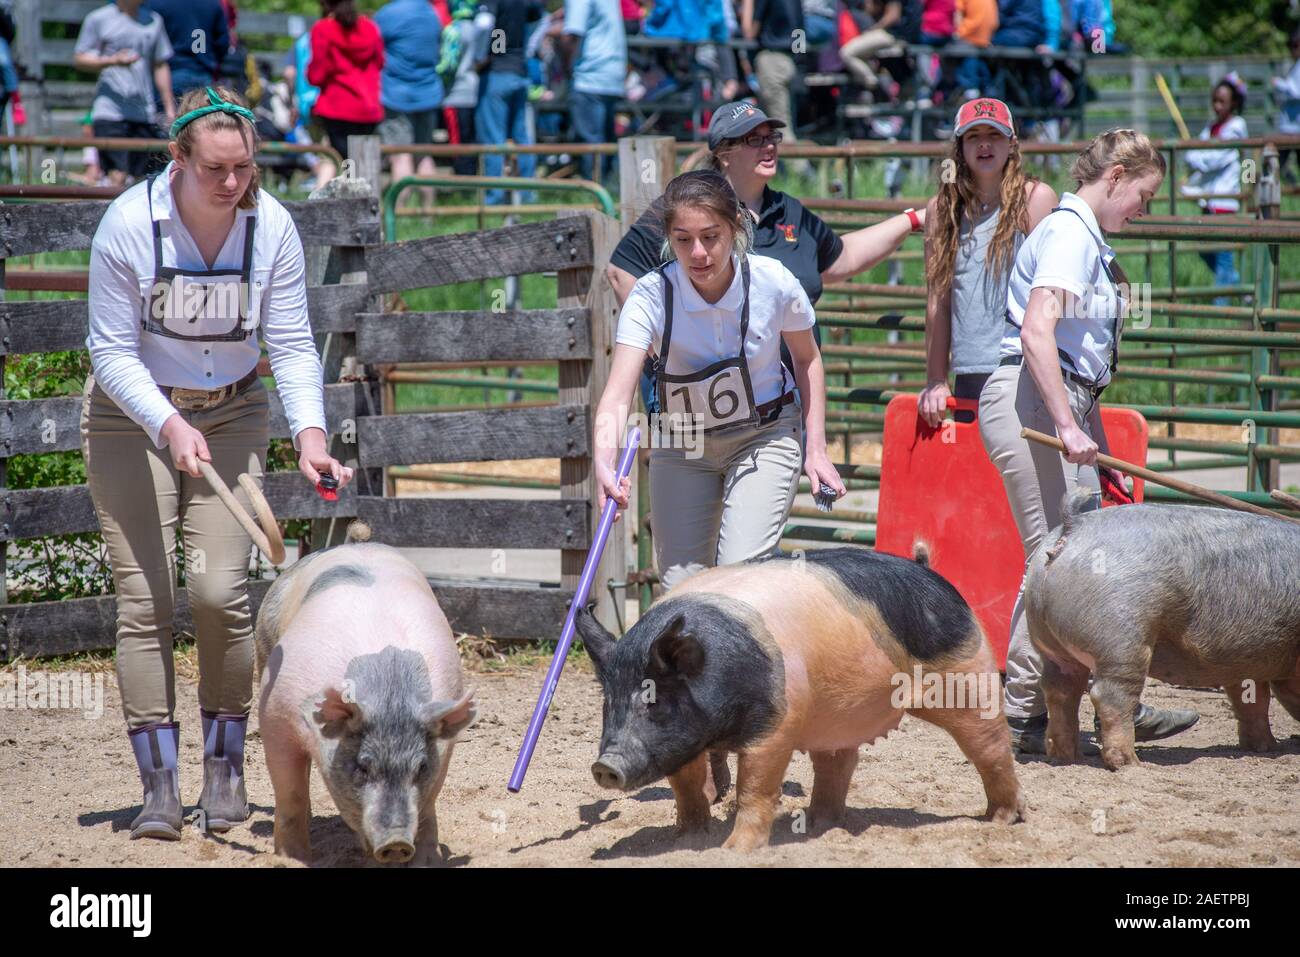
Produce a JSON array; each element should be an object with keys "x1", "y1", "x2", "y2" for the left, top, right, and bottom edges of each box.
[
  {"x1": 615, "y1": 253, "x2": 815, "y2": 406},
  {"x1": 87, "y1": 162, "x2": 328, "y2": 450},
  {"x1": 1001, "y1": 191, "x2": 1125, "y2": 387}
]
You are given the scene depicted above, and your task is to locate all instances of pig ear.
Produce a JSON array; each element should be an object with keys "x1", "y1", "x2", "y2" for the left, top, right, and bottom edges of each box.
[
  {"x1": 302, "y1": 684, "x2": 364, "y2": 733},
  {"x1": 422, "y1": 689, "x2": 477, "y2": 740},
  {"x1": 575, "y1": 603, "x2": 616, "y2": 675},
  {"x1": 647, "y1": 614, "x2": 705, "y2": 680}
]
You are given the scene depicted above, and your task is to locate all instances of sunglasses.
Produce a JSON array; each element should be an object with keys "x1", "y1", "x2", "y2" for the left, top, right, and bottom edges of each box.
[{"x1": 735, "y1": 131, "x2": 784, "y2": 149}]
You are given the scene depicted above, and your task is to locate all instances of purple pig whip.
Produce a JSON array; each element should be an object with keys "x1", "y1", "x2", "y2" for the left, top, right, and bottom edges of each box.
[{"x1": 508, "y1": 426, "x2": 640, "y2": 793}]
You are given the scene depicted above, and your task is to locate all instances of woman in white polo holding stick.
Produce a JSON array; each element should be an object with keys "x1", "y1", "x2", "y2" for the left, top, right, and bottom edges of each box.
[
  {"x1": 83, "y1": 85, "x2": 352, "y2": 841},
  {"x1": 593, "y1": 170, "x2": 844, "y2": 592},
  {"x1": 978, "y1": 128, "x2": 1198, "y2": 754}
]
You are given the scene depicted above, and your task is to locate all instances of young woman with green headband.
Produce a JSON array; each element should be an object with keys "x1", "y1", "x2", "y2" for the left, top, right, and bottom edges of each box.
[{"x1": 82, "y1": 85, "x2": 353, "y2": 841}]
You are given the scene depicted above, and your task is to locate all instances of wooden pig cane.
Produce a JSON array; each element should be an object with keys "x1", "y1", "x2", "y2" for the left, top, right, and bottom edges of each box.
[
  {"x1": 1020, "y1": 428, "x2": 1300, "y2": 527},
  {"x1": 196, "y1": 459, "x2": 288, "y2": 564}
]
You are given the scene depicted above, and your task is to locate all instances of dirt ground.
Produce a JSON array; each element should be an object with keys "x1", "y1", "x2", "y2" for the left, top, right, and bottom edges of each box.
[{"x1": 2, "y1": 658, "x2": 1297, "y2": 868}]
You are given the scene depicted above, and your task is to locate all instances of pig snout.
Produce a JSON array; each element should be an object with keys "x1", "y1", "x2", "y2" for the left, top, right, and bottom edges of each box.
[
  {"x1": 373, "y1": 836, "x2": 417, "y2": 864},
  {"x1": 361, "y1": 780, "x2": 422, "y2": 863},
  {"x1": 592, "y1": 754, "x2": 628, "y2": 790}
]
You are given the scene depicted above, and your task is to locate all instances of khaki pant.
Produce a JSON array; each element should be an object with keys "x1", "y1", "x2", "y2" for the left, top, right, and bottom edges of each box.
[
  {"x1": 978, "y1": 363, "x2": 1102, "y2": 719},
  {"x1": 649, "y1": 406, "x2": 804, "y2": 592},
  {"x1": 754, "y1": 54, "x2": 797, "y2": 134},
  {"x1": 80, "y1": 374, "x2": 270, "y2": 729},
  {"x1": 840, "y1": 28, "x2": 905, "y2": 90}
]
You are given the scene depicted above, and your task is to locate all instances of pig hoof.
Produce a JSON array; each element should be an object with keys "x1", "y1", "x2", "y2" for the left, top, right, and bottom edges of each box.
[
  {"x1": 1239, "y1": 731, "x2": 1280, "y2": 752},
  {"x1": 675, "y1": 825, "x2": 713, "y2": 850},
  {"x1": 988, "y1": 800, "x2": 1025, "y2": 825},
  {"x1": 808, "y1": 806, "x2": 847, "y2": 832},
  {"x1": 722, "y1": 829, "x2": 769, "y2": 852},
  {"x1": 675, "y1": 813, "x2": 712, "y2": 837},
  {"x1": 1045, "y1": 739, "x2": 1079, "y2": 764},
  {"x1": 1100, "y1": 748, "x2": 1140, "y2": 771}
]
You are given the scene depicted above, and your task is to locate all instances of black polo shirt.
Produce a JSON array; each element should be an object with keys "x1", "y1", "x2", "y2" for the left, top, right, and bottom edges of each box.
[{"x1": 610, "y1": 185, "x2": 844, "y2": 303}]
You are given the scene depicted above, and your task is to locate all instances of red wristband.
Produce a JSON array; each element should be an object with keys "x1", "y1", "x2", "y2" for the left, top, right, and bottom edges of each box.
[{"x1": 904, "y1": 207, "x2": 922, "y2": 232}]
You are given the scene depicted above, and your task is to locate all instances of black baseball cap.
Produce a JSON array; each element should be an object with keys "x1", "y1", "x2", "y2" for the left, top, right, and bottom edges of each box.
[{"x1": 707, "y1": 101, "x2": 786, "y2": 151}]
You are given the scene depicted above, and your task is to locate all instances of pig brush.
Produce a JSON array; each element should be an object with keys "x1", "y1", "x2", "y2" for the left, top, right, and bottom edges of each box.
[
  {"x1": 508, "y1": 427, "x2": 641, "y2": 792},
  {"x1": 198, "y1": 459, "x2": 288, "y2": 564}
]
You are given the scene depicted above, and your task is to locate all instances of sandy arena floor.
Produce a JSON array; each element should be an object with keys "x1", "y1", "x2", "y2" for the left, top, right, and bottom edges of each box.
[{"x1": 2, "y1": 658, "x2": 1297, "y2": 868}]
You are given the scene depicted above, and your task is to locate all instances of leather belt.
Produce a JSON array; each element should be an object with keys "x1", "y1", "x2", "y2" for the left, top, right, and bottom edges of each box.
[
  {"x1": 998, "y1": 354, "x2": 1106, "y2": 398},
  {"x1": 756, "y1": 391, "x2": 795, "y2": 422},
  {"x1": 159, "y1": 368, "x2": 259, "y2": 412}
]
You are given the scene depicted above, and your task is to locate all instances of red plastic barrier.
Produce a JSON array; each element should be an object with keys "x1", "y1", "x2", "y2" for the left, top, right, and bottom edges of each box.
[{"x1": 874, "y1": 394, "x2": 1149, "y2": 668}]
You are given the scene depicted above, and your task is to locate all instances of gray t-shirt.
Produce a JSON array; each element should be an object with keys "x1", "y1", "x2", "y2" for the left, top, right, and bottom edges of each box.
[
  {"x1": 950, "y1": 207, "x2": 1024, "y2": 375},
  {"x1": 75, "y1": 4, "x2": 174, "y2": 123}
]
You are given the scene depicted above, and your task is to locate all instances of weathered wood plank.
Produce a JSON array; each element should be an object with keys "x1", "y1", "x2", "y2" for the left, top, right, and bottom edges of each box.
[
  {"x1": 358, "y1": 404, "x2": 589, "y2": 466},
  {"x1": 0, "y1": 382, "x2": 362, "y2": 455},
  {"x1": 0, "y1": 197, "x2": 378, "y2": 258},
  {"x1": 282, "y1": 197, "x2": 382, "y2": 247},
  {"x1": 1, "y1": 298, "x2": 88, "y2": 355},
  {"x1": 365, "y1": 219, "x2": 593, "y2": 294},
  {"x1": 0, "y1": 199, "x2": 110, "y2": 257},
  {"x1": 431, "y1": 580, "x2": 575, "y2": 639},
  {"x1": 2, "y1": 577, "x2": 574, "y2": 659},
  {"x1": 2, "y1": 470, "x2": 357, "y2": 541},
  {"x1": 356, "y1": 496, "x2": 589, "y2": 549},
  {"x1": 1, "y1": 284, "x2": 366, "y2": 355},
  {"x1": 355, "y1": 308, "x2": 592, "y2": 364},
  {"x1": 306, "y1": 282, "x2": 371, "y2": 335},
  {"x1": 2, "y1": 483, "x2": 99, "y2": 540}
]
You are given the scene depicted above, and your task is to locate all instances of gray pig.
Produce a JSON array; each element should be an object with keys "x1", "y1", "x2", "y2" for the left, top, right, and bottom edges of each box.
[
  {"x1": 255, "y1": 521, "x2": 476, "y2": 865},
  {"x1": 1026, "y1": 489, "x2": 1300, "y2": 770}
]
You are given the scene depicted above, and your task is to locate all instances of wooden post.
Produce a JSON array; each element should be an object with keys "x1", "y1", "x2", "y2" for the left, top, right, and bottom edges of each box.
[
  {"x1": 557, "y1": 210, "x2": 623, "y2": 632},
  {"x1": 1131, "y1": 58, "x2": 1149, "y2": 136},
  {"x1": 304, "y1": 135, "x2": 382, "y2": 551},
  {"x1": 13, "y1": 0, "x2": 46, "y2": 179},
  {"x1": 618, "y1": 136, "x2": 675, "y2": 619}
]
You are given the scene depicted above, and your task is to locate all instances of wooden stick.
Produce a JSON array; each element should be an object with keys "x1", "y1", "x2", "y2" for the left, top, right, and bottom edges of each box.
[
  {"x1": 197, "y1": 460, "x2": 288, "y2": 564},
  {"x1": 1019, "y1": 428, "x2": 1300, "y2": 526},
  {"x1": 1154, "y1": 73, "x2": 1192, "y2": 141},
  {"x1": 1270, "y1": 489, "x2": 1300, "y2": 512}
]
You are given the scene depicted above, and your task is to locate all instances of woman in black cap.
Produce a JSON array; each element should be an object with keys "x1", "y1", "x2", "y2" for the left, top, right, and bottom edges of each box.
[{"x1": 607, "y1": 100, "x2": 925, "y2": 412}]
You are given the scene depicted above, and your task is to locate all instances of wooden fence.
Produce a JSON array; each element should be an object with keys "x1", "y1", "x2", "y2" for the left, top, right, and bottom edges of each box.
[{"x1": 0, "y1": 136, "x2": 623, "y2": 661}]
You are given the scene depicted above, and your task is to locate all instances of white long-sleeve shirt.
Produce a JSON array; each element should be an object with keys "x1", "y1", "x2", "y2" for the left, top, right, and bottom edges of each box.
[
  {"x1": 86, "y1": 163, "x2": 328, "y2": 451},
  {"x1": 1181, "y1": 114, "x2": 1248, "y2": 213}
]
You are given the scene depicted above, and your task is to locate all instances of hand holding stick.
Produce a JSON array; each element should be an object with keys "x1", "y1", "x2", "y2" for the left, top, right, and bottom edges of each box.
[
  {"x1": 1019, "y1": 428, "x2": 1300, "y2": 527},
  {"x1": 197, "y1": 459, "x2": 288, "y2": 564}
]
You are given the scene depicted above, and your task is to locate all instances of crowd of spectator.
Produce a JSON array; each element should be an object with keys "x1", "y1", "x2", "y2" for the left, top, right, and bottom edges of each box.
[{"x1": 0, "y1": 0, "x2": 1292, "y2": 197}]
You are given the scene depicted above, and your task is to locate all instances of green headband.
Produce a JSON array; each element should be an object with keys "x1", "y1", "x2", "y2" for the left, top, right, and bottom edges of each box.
[{"x1": 170, "y1": 87, "x2": 256, "y2": 138}]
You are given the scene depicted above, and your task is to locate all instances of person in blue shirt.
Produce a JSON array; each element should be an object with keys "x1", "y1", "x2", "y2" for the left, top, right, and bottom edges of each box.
[
  {"x1": 558, "y1": 0, "x2": 627, "y2": 188},
  {"x1": 147, "y1": 0, "x2": 231, "y2": 102},
  {"x1": 476, "y1": 0, "x2": 544, "y2": 205},
  {"x1": 375, "y1": 0, "x2": 445, "y2": 191}
]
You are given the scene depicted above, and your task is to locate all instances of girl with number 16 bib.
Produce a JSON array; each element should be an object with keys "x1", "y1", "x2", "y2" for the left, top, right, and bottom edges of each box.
[{"x1": 593, "y1": 171, "x2": 846, "y2": 593}]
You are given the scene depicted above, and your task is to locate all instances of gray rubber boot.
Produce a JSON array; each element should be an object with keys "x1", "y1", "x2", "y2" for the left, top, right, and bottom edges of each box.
[
  {"x1": 128, "y1": 722, "x2": 183, "y2": 840},
  {"x1": 197, "y1": 710, "x2": 249, "y2": 832}
]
